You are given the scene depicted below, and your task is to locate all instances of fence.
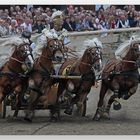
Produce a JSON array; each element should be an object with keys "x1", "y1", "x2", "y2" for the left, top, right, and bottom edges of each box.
[{"x1": 66, "y1": 27, "x2": 140, "y2": 59}]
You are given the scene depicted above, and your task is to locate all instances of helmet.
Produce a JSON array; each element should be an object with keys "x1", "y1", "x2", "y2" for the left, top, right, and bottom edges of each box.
[
  {"x1": 21, "y1": 31, "x2": 31, "y2": 39},
  {"x1": 51, "y1": 11, "x2": 63, "y2": 30}
]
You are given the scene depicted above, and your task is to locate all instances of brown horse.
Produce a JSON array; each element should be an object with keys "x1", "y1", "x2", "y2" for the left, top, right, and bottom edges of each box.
[
  {"x1": 56, "y1": 42, "x2": 103, "y2": 117},
  {"x1": 24, "y1": 38, "x2": 64, "y2": 122},
  {"x1": 93, "y1": 37, "x2": 140, "y2": 121},
  {"x1": 0, "y1": 41, "x2": 33, "y2": 117}
]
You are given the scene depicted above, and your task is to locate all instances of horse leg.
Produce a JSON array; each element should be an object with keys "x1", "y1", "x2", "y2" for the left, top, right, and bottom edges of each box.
[
  {"x1": 122, "y1": 86, "x2": 138, "y2": 100},
  {"x1": 13, "y1": 95, "x2": 21, "y2": 118},
  {"x1": 76, "y1": 92, "x2": 88, "y2": 117},
  {"x1": 57, "y1": 80, "x2": 67, "y2": 103},
  {"x1": 93, "y1": 81, "x2": 108, "y2": 121},
  {"x1": 51, "y1": 80, "x2": 67, "y2": 118},
  {"x1": 12, "y1": 85, "x2": 22, "y2": 118},
  {"x1": 49, "y1": 104, "x2": 61, "y2": 122},
  {"x1": 103, "y1": 94, "x2": 116, "y2": 120},
  {"x1": 63, "y1": 89, "x2": 74, "y2": 115},
  {"x1": 0, "y1": 87, "x2": 6, "y2": 115},
  {"x1": 0, "y1": 87, "x2": 4, "y2": 102},
  {"x1": 24, "y1": 90, "x2": 39, "y2": 122},
  {"x1": 41, "y1": 85, "x2": 61, "y2": 122}
]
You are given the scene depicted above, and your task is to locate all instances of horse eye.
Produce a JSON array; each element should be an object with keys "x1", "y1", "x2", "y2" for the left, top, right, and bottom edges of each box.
[
  {"x1": 21, "y1": 50, "x2": 24, "y2": 53},
  {"x1": 134, "y1": 48, "x2": 138, "y2": 52}
]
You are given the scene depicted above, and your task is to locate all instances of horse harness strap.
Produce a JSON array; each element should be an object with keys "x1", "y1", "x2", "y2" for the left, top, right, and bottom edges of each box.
[
  {"x1": 80, "y1": 61, "x2": 93, "y2": 67},
  {"x1": 40, "y1": 55, "x2": 53, "y2": 60},
  {"x1": 28, "y1": 62, "x2": 52, "y2": 96},
  {"x1": 39, "y1": 62, "x2": 51, "y2": 79},
  {"x1": 70, "y1": 60, "x2": 95, "y2": 83},
  {"x1": 108, "y1": 68, "x2": 139, "y2": 81},
  {"x1": 10, "y1": 57, "x2": 25, "y2": 64},
  {"x1": 121, "y1": 59, "x2": 136, "y2": 64},
  {"x1": 0, "y1": 71, "x2": 26, "y2": 80}
]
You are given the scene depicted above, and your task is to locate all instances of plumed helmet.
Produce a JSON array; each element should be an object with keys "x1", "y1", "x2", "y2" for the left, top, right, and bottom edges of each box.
[{"x1": 51, "y1": 11, "x2": 63, "y2": 29}]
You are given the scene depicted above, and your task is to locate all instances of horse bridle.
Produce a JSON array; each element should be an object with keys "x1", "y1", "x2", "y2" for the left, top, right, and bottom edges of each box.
[
  {"x1": 10, "y1": 43, "x2": 32, "y2": 62},
  {"x1": 120, "y1": 43, "x2": 140, "y2": 65},
  {"x1": 86, "y1": 47, "x2": 102, "y2": 67},
  {"x1": 8, "y1": 43, "x2": 33, "y2": 72},
  {"x1": 40, "y1": 39, "x2": 64, "y2": 60}
]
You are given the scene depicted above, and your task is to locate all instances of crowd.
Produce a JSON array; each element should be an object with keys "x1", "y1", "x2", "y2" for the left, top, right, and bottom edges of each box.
[{"x1": 0, "y1": 5, "x2": 140, "y2": 37}]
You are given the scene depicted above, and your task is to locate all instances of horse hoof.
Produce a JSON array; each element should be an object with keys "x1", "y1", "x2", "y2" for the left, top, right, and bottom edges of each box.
[
  {"x1": 64, "y1": 109, "x2": 72, "y2": 115},
  {"x1": 92, "y1": 114, "x2": 101, "y2": 121},
  {"x1": 122, "y1": 95, "x2": 130, "y2": 100},
  {"x1": 113, "y1": 102, "x2": 121, "y2": 110},
  {"x1": 13, "y1": 116, "x2": 18, "y2": 120},
  {"x1": 24, "y1": 117, "x2": 32, "y2": 123},
  {"x1": 49, "y1": 117, "x2": 58, "y2": 123},
  {"x1": 103, "y1": 112, "x2": 110, "y2": 120}
]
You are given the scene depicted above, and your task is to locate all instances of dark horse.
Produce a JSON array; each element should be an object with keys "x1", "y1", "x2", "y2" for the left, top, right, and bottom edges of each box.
[
  {"x1": 56, "y1": 39, "x2": 103, "y2": 117},
  {"x1": 24, "y1": 37, "x2": 64, "y2": 122},
  {"x1": 93, "y1": 37, "x2": 140, "y2": 121},
  {"x1": 0, "y1": 40, "x2": 33, "y2": 117}
]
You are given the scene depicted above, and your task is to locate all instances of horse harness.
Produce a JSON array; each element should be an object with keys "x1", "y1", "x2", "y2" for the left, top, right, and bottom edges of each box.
[
  {"x1": 107, "y1": 60, "x2": 139, "y2": 82},
  {"x1": 65, "y1": 60, "x2": 96, "y2": 94}
]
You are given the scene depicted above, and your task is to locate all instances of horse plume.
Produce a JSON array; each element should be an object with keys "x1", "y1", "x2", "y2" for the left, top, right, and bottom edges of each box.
[
  {"x1": 84, "y1": 38, "x2": 103, "y2": 48},
  {"x1": 0, "y1": 36, "x2": 29, "y2": 68},
  {"x1": 115, "y1": 35, "x2": 140, "y2": 60}
]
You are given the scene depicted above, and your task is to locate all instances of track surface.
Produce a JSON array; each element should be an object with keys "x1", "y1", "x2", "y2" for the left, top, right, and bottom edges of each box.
[{"x1": 0, "y1": 85, "x2": 140, "y2": 135}]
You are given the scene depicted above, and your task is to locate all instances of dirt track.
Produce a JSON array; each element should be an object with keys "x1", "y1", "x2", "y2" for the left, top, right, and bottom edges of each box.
[{"x1": 0, "y1": 84, "x2": 140, "y2": 135}]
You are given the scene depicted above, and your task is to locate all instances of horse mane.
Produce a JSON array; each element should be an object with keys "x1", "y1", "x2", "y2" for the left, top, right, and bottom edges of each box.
[
  {"x1": 0, "y1": 36, "x2": 29, "y2": 68},
  {"x1": 84, "y1": 37, "x2": 103, "y2": 48},
  {"x1": 115, "y1": 40, "x2": 130, "y2": 60},
  {"x1": 115, "y1": 35, "x2": 140, "y2": 60}
]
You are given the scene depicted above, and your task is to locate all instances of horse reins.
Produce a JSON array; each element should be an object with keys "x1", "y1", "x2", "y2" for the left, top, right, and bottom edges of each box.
[
  {"x1": 10, "y1": 56, "x2": 25, "y2": 64},
  {"x1": 80, "y1": 47, "x2": 102, "y2": 67},
  {"x1": 121, "y1": 59, "x2": 136, "y2": 64}
]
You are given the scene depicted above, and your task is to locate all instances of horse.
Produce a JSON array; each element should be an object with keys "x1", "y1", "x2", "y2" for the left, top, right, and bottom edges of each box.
[
  {"x1": 0, "y1": 37, "x2": 33, "y2": 117},
  {"x1": 24, "y1": 37, "x2": 64, "y2": 122},
  {"x1": 93, "y1": 36, "x2": 140, "y2": 121},
  {"x1": 55, "y1": 38, "x2": 103, "y2": 117}
]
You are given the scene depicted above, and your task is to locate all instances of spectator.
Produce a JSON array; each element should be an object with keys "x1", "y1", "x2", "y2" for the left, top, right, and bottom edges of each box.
[
  {"x1": 62, "y1": 16, "x2": 73, "y2": 31},
  {"x1": 75, "y1": 16, "x2": 83, "y2": 31},
  {"x1": 93, "y1": 18, "x2": 104, "y2": 30},
  {"x1": 20, "y1": 17, "x2": 32, "y2": 33},
  {"x1": 0, "y1": 18, "x2": 9, "y2": 36},
  {"x1": 0, "y1": 4, "x2": 140, "y2": 38},
  {"x1": 128, "y1": 12, "x2": 138, "y2": 27},
  {"x1": 9, "y1": 19, "x2": 18, "y2": 35},
  {"x1": 82, "y1": 14, "x2": 94, "y2": 30},
  {"x1": 74, "y1": 7, "x2": 79, "y2": 14},
  {"x1": 67, "y1": 5, "x2": 75, "y2": 16},
  {"x1": 108, "y1": 15, "x2": 116, "y2": 29},
  {"x1": 116, "y1": 14, "x2": 130, "y2": 28},
  {"x1": 32, "y1": 18, "x2": 45, "y2": 33},
  {"x1": 70, "y1": 16, "x2": 76, "y2": 31},
  {"x1": 44, "y1": 17, "x2": 51, "y2": 30}
]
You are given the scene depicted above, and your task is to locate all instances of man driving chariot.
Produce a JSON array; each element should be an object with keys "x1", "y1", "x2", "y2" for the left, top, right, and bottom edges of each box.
[{"x1": 33, "y1": 10, "x2": 70, "y2": 61}]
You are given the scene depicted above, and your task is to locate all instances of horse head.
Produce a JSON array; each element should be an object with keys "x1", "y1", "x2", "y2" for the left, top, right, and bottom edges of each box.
[
  {"x1": 84, "y1": 38, "x2": 103, "y2": 72},
  {"x1": 41, "y1": 37, "x2": 64, "y2": 61},
  {"x1": 129, "y1": 40, "x2": 140, "y2": 61},
  {"x1": 11, "y1": 41, "x2": 34, "y2": 73}
]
